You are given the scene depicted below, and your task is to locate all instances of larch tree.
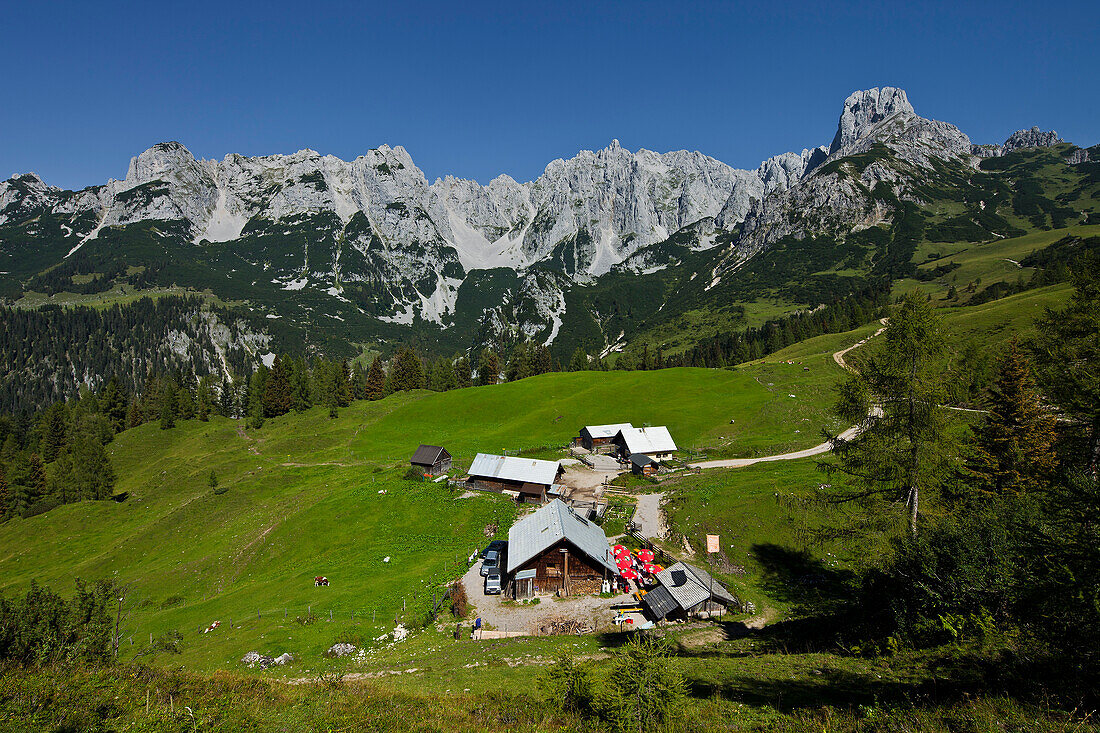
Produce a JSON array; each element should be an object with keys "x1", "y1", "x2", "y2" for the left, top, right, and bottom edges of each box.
[{"x1": 822, "y1": 293, "x2": 957, "y2": 535}]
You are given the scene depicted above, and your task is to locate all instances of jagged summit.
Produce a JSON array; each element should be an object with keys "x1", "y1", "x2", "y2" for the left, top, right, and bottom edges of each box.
[{"x1": 829, "y1": 87, "x2": 915, "y2": 156}]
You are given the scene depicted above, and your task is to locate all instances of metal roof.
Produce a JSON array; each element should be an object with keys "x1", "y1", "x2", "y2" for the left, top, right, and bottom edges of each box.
[
  {"x1": 506, "y1": 499, "x2": 616, "y2": 574},
  {"x1": 410, "y1": 445, "x2": 449, "y2": 465},
  {"x1": 618, "y1": 426, "x2": 677, "y2": 455},
  {"x1": 642, "y1": 585, "x2": 679, "y2": 619},
  {"x1": 468, "y1": 454, "x2": 561, "y2": 486},
  {"x1": 581, "y1": 423, "x2": 634, "y2": 439},
  {"x1": 653, "y1": 561, "x2": 737, "y2": 611},
  {"x1": 630, "y1": 453, "x2": 658, "y2": 468}
]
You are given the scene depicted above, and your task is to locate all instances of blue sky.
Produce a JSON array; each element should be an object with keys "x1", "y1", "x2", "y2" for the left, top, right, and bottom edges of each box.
[{"x1": 2, "y1": 0, "x2": 1096, "y2": 190}]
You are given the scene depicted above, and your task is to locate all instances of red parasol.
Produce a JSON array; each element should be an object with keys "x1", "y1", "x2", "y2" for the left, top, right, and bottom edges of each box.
[
  {"x1": 637, "y1": 549, "x2": 655, "y2": 563},
  {"x1": 612, "y1": 545, "x2": 627, "y2": 555},
  {"x1": 643, "y1": 563, "x2": 658, "y2": 574},
  {"x1": 621, "y1": 568, "x2": 639, "y2": 580},
  {"x1": 616, "y1": 558, "x2": 632, "y2": 570}
]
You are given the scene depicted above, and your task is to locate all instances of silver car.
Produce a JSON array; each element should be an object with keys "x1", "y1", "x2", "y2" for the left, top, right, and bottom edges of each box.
[
  {"x1": 480, "y1": 550, "x2": 499, "y2": 577},
  {"x1": 484, "y1": 571, "x2": 502, "y2": 595}
]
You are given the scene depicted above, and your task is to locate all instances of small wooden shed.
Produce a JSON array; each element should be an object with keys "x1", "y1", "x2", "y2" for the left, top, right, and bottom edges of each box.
[
  {"x1": 410, "y1": 445, "x2": 452, "y2": 476},
  {"x1": 630, "y1": 453, "x2": 660, "y2": 477},
  {"x1": 467, "y1": 453, "x2": 564, "y2": 504}
]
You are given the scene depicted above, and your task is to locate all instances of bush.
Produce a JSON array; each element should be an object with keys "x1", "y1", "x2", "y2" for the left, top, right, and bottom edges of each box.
[
  {"x1": 21, "y1": 497, "x2": 63, "y2": 519},
  {"x1": 541, "y1": 654, "x2": 593, "y2": 714},
  {"x1": 595, "y1": 635, "x2": 686, "y2": 733},
  {"x1": 450, "y1": 581, "x2": 469, "y2": 618},
  {"x1": 403, "y1": 467, "x2": 426, "y2": 482},
  {"x1": 159, "y1": 595, "x2": 184, "y2": 610}
]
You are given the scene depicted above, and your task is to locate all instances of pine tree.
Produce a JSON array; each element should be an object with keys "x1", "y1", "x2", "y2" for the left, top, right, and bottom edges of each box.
[
  {"x1": 454, "y1": 355, "x2": 472, "y2": 389},
  {"x1": 48, "y1": 450, "x2": 75, "y2": 503},
  {"x1": 1031, "y1": 271, "x2": 1100, "y2": 473},
  {"x1": 365, "y1": 357, "x2": 386, "y2": 401},
  {"x1": 336, "y1": 360, "x2": 352, "y2": 406},
  {"x1": 27, "y1": 453, "x2": 47, "y2": 505},
  {"x1": 351, "y1": 361, "x2": 369, "y2": 400},
  {"x1": 477, "y1": 350, "x2": 499, "y2": 386},
  {"x1": 967, "y1": 339, "x2": 1057, "y2": 495},
  {"x1": 248, "y1": 370, "x2": 266, "y2": 429},
  {"x1": 70, "y1": 432, "x2": 115, "y2": 500},
  {"x1": 41, "y1": 403, "x2": 68, "y2": 463},
  {"x1": 290, "y1": 358, "x2": 313, "y2": 412},
  {"x1": 262, "y1": 355, "x2": 292, "y2": 417},
  {"x1": 126, "y1": 401, "x2": 143, "y2": 429}
]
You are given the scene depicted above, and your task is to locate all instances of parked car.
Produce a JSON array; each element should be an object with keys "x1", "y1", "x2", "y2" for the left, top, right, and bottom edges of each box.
[
  {"x1": 481, "y1": 540, "x2": 507, "y2": 559},
  {"x1": 480, "y1": 550, "x2": 499, "y2": 576},
  {"x1": 484, "y1": 571, "x2": 502, "y2": 595}
]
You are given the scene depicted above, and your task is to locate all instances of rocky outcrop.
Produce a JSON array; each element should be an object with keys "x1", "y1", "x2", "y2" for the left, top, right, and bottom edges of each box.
[
  {"x1": 971, "y1": 127, "x2": 1064, "y2": 158},
  {"x1": 1003, "y1": 126, "x2": 1062, "y2": 152}
]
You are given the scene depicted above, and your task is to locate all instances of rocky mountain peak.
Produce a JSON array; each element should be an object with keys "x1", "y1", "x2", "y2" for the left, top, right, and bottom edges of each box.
[
  {"x1": 829, "y1": 87, "x2": 915, "y2": 156},
  {"x1": 1003, "y1": 126, "x2": 1063, "y2": 152}
]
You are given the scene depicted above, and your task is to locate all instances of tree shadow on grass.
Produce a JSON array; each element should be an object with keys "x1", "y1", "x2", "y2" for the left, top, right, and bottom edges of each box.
[{"x1": 751, "y1": 543, "x2": 857, "y2": 617}]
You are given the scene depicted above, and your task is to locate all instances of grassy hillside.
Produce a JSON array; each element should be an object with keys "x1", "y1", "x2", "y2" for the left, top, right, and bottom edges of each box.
[{"x1": 0, "y1": 358, "x2": 854, "y2": 674}]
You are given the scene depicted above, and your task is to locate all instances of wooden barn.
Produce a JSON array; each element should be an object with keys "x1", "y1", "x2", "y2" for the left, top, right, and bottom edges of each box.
[
  {"x1": 642, "y1": 561, "x2": 739, "y2": 620},
  {"x1": 506, "y1": 499, "x2": 617, "y2": 597},
  {"x1": 630, "y1": 453, "x2": 660, "y2": 477},
  {"x1": 409, "y1": 445, "x2": 452, "y2": 476},
  {"x1": 615, "y1": 426, "x2": 677, "y2": 461},
  {"x1": 575, "y1": 423, "x2": 634, "y2": 452},
  {"x1": 466, "y1": 453, "x2": 564, "y2": 504}
]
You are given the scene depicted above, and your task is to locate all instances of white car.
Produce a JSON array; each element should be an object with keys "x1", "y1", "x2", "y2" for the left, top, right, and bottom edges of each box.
[{"x1": 484, "y1": 571, "x2": 503, "y2": 595}]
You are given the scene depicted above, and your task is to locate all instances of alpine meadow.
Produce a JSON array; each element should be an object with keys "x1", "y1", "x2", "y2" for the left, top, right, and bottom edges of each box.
[{"x1": 1, "y1": 5, "x2": 1099, "y2": 729}]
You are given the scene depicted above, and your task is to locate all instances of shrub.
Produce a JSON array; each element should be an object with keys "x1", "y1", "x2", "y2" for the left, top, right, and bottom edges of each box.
[
  {"x1": 449, "y1": 581, "x2": 469, "y2": 618},
  {"x1": 159, "y1": 595, "x2": 184, "y2": 610},
  {"x1": 541, "y1": 654, "x2": 593, "y2": 714},
  {"x1": 403, "y1": 467, "x2": 425, "y2": 482},
  {"x1": 595, "y1": 635, "x2": 686, "y2": 733}
]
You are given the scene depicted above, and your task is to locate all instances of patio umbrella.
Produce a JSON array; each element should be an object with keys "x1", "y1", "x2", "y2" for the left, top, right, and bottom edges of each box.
[
  {"x1": 622, "y1": 569, "x2": 638, "y2": 580},
  {"x1": 643, "y1": 563, "x2": 658, "y2": 574},
  {"x1": 612, "y1": 545, "x2": 627, "y2": 555},
  {"x1": 616, "y1": 559, "x2": 632, "y2": 570},
  {"x1": 638, "y1": 549, "x2": 655, "y2": 563}
]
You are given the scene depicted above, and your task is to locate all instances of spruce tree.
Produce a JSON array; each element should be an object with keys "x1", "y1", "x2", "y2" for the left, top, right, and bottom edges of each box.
[
  {"x1": 351, "y1": 361, "x2": 369, "y2": 400},
  {"x1": 477, "y1": 350, "x2": 499, "y2": 386},
  {"x1": 365, "y1": 357, "x2": 386, "y2": 401},
  {"x1": 967, "y1": 339, "x2": 1057, "y2": 495},
  {"x1": 337, "y1": 360, "x2": 352, "y2": 406},
  {"x1": 262, "y1": 356, "x2": 292, "y2": 417},
  {"x1": 41, "y1": 403, "x2": 68, "y2": 463},
  {"x1": 454, "y1": 355, "x2": 472, "y2": 389},
  {"x1": 1031, "y1": 271, "x2": 1100, "y2": 473},
  {"x1": 569, "y1": 348, "x2": 588, "y2": 372}
]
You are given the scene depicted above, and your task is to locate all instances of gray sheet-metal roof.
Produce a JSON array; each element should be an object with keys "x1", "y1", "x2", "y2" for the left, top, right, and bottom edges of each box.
[
  {"x1": 642, "y1": 585, "x2": 679, "y2": 619},
  {"x1": 468, "y1": 453, "x2": 561, "y2": 486},
  {"x1": 506, "y1": 499, "x2": 616, "y2": 574},
  {"x1": 630, "y1": 453, "x2": 658, "y2": 468},
  {"x1": 653, "y1": 561, "x2": 737, "y2": 611},
  {"x1": 411, "y1": 445, "x2": 449, "y2": 465},
  {"x1": 682, "y1": 561, "x2": 738, "y2": 605},
  {"x1": 618, "y1": 426, "x2": 677, "y2": 455},
  {"x1": 582, "y1": 423, "x2": 634, "y2": 439}
]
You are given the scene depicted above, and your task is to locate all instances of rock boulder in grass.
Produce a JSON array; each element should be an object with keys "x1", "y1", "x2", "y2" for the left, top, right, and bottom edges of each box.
[
  {"x1": 240, "y1": 651, "x2": 261, "y2": 665},
  {"x1": 274, "y1": 653, "x2": 294, "y2": 665},
  {"x1": 327, "y1": 643, "x2": 356, "y2": 657}
]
